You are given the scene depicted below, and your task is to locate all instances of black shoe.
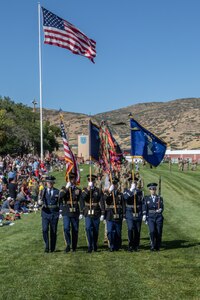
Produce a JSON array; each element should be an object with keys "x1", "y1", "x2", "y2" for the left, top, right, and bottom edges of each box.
[
  {"x1": 128, "y1": 247, "x2": 133, "y2": 252},
  {"x1": 87, "y1": 248, "x2": 92, "y2": 253},
  {"x1": 72, "y1": 249, "x2": 76, "y2": 252},
  {"x1": 150, "y1": 247, "x2": 155, "y2": 252},
  {"x1": 44, "y1": 248, "x2": 49, "y2": 253},
  {"x1": 133, "y1": 247, "x2": 139, "y2": 252},
  {"x1": 109, "y1": 248, "x2": 114, "y2": 252},
  {"x1": 50, "y1": 249, "x2": 55, "y2": 253},
  {"x1": 65, "y1": 246, "x2": 71, "y2": 253}
]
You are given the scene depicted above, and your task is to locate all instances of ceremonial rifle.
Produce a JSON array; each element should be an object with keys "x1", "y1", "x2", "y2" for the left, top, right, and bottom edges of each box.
[{"x1": 158, "y1": 175, "x2": 161, "y2": 209}]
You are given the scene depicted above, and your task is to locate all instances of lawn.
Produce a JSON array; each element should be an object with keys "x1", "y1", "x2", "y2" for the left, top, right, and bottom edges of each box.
[{"x1": 0, "y1": 163, "x2": 199, "y2": 299}]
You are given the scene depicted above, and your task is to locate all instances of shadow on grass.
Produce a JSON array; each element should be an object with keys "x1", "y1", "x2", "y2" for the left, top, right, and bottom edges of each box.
[{"x1": 162, "y1": 240, "x2": 200, "y2": 249}]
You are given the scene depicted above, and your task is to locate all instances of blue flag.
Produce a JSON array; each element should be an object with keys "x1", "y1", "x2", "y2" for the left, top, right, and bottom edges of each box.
[
  {"x1": 130, "y1": 118, "x2": 167, "y2": 167},
  {"x1": 89, "y1": 120, "x2": 100, "y2": 161}
]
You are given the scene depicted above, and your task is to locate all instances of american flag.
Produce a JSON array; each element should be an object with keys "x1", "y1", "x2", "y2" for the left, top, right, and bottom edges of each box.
[
  {"x1": 42, "y1": 7, "x2": 96, "y2": 63},
  {"x1": 60, "y1": 120, "x2": 80, "y2": 184}
]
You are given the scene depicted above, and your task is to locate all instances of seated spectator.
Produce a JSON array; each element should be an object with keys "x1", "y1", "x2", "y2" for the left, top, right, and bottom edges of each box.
[
  {"x1": 1, "y1": 197, "x2": 15, "y2": 214},
  {"x1": 8, "y1": 177, "x2": 18, "y2": 200},
  {"x1": 14, "y1": 199, "x2": 22, "y2": 213}
]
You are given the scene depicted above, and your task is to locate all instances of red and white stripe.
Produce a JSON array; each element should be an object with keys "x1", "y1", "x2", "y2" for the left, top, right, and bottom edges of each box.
[{"x1": 43, "y1": 21, "x2": 96, "y2": 62}]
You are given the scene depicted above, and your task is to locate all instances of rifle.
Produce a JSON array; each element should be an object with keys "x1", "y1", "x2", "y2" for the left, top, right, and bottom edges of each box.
[
  {"x1": 158, "y1": 175, "x2": 161, "y2": 196},
  {"x1": 158, "y1": 176, "x2": 161, "y2": 209}
]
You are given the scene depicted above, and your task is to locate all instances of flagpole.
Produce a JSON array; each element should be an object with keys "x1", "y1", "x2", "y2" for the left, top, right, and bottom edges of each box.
[
  {"x1": 38, "y1": 2, "x2": 44, "y2": 162},
  {"x1": 88, "y1": 119, "x2": 92, "y2": 213},
  {"x1": 129, "y1": 114, "x2": 137, "y2": 216}
]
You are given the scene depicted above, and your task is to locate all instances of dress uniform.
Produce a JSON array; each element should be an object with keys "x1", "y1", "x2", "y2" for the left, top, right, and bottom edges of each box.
[
  {"x1": 123, "y1": 177, "x2": 143, "y2": 251},
  {"x1": 102, "y1": 177, "x2": 124, "y2": 251},
  {"x1": 59, "y1": 173, "x2": 81, "y2": 252},
  {"x1": 142, "y1": 183, "x2": 164, "y2": 251},
  {"x1": 80, "y1": 174, "x2": 103, "y2": 253},
  {"x1": 41, "y1": 176, "x2": 60, "y2": 253}
]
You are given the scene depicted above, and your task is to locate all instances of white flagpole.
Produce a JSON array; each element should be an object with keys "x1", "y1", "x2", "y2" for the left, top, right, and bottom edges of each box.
[{"x1": 38, "y1": 2, "x2": 44, "y2": 162}]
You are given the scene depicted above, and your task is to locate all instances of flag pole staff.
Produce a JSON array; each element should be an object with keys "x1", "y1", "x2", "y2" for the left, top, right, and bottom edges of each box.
[
  {"x1": 103, "y1": 122, "x2": 117, "y2": 216},
  {"x1": 38, "y1": 2, "x2": 44, "y2": 162},
  {"x1": 88, "y1": 119, "x2": 92, "y2": 212},
  {"x1": 129, "y1": 114, "x2": 137, "y2": 216},
  {"x1": 67, "y1": 174, "x2": 73, "y2": 209},
  {"x1": 131, "y1": 156, "x2": 137, "y2": 216}
]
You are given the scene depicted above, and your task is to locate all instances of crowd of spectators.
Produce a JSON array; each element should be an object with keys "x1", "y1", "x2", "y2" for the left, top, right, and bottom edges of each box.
[{"x1": 0, "y1": 154, "x2": 64, "y2": 226}]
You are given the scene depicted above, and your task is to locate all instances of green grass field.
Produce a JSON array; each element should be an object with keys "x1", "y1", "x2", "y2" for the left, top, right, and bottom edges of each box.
[{"x1": 0, "y1": 164, "x2": 200, "y2": 300}]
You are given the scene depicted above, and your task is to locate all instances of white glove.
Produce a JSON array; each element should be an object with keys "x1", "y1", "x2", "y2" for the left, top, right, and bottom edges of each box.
[
  {"x1": 66, "y1": 182, "x2": 71, "y2": 189},
  {"x1": 38, "y1": 199, "x2": 43, "y2": 206},
  {"x1": 130, "y1": 183, "x2": 136, "y2": 192},
  {"x1": 100, "y1": 215, "x2": 104, "y2": 221},
  {"x1": 109, "y1": 184, "x2": 114, "y2": 193},
  {"x1": 79, "y1": 214, "x2": 83, "y2": 220},
  {"x1": 88, "y1": 181, "x2": 93, "y2": 188},
  {"x1": 59, "y1": 214, "x2": 62, "y2": 219},
  {"x1": 156, "y1": 208, "x2": 162, "y2": 213},
  {"x1": 123, "y1": 218, "x2": 126, "y2": 222},
  {"x1": 142, "y1": 215, "x2": 147, "y2": 222}
]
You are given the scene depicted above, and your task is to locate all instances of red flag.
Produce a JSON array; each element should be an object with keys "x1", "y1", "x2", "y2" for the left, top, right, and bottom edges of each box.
[
  {"x1": 42, "y1": 7, "x2": 96, "y2": 63},
  {"x1": 99, "y1": 121, "x2": 125, "y2": 172}
]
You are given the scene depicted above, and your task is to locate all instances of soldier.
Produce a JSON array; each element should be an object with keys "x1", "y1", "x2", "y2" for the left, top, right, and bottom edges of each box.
[
  {"x1": 80, "y1": 174, "x2": 104, "y2": 253},
  {"x1": 123, "y1": 176, "x2": 143, "y2": 252},
  {"x1": 59, "y1": 173, "x2": 81, "y2": 253},
  {"x1": 142, "y1": 183, "x2": 164, "y2": 251},
  {"x1": 120, "y1": 173, "x2": 129, "y2": 193},
  {"x1": 134, "y1": 171, "x2": 144, "y2": 189},
  {"x1": 95, "y1": 173, "x2": 103, "y2": 192},
  {"x1": 41, "y1": 175, "x2": 60, "y2": 253},
  {"x1": 102, "y1": 177, "x2": 124, "y2": 252}
]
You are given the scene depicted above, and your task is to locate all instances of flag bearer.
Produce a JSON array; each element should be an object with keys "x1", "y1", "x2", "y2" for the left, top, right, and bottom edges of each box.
[
  {"x1": 123, "y1": 176, "x2": 143, "y2": 252},
  {"x1": 59, "y1": 173, "x2": 81, "y2": 253},
  {"x1": 102, "y1": 177, "x2": 124, "y2": 252},
  {"x1": 80, "y1": 175, "x2": 104, "y2": 253}
]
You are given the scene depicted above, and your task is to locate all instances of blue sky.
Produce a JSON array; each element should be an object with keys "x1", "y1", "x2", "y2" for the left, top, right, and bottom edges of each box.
[{"x1": 0, "y1": 0, "x2": 200, "y2": 114}]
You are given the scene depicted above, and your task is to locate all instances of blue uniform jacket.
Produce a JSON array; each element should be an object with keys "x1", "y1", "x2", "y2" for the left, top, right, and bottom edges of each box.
[
  {"x1": 81, "y1": 187, "x2": 102, "y2": 218},
  {"x1": 102, "y1": 189, "x2": 124, "y2": 221},
  {"x1": 41, "y1": 187, "x2": 60, "y2": 215},
  {"x1": 59, "y1": 186, "x2": 81, "y2": 217},
  {"x1": 123, "y1": 188, "x2": 143, "y2": 220},
  {"x1": 142, "y1": 195, "x2": 164, "y2": 220}
]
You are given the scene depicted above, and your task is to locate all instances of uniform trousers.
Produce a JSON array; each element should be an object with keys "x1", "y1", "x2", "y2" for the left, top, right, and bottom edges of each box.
[
  {"x1": 63, "y1": 216, "x2": 79, "y2": 250},
  {"x1": 126, "y1": 218, "x2": 142, "y2": 249},
  {"x1": 148, "y1": 214, "x2": 163, "y2": 250},
  {"x1": 85, "y1": 217, "x2": 100, "y2": 251},
  {"x1": 42, "y1": 211, "x2": 59, "y2": 252},
  {"x1": 107, "y1": 220, "x2": 122, "y2": 250}
]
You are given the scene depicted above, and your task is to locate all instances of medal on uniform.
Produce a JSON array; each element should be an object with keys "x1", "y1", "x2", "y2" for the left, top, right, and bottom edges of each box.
[
  {"x1": 88, "y1": 209, "x2": 94, "y2": 215},
  {"x1": 69, "y1": 207, "x2": 76, "y2": 213},
  {"x1": 113, "y1": 213, "x2": 119, "y2": 219}
]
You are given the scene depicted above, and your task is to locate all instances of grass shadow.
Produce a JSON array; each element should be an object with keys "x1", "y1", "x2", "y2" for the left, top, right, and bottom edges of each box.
[{"x1": 162, "y1": 239, "x2": 200, "y2": 249}]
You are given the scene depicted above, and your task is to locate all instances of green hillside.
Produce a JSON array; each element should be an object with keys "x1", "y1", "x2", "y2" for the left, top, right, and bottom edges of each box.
[{"x1": 0, "y1": 164, "x2": 199, "y2": 299}]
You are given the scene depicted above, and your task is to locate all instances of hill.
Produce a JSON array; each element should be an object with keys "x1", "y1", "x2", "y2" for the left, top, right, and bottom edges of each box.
[{"x1": 43, "y1": 98, "x2": 200, "y2": 150}]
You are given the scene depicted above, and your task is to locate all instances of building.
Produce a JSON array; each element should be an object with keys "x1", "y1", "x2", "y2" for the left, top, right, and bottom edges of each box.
[
  {"x1": 78, "y1": 134, "x2": 89, "y2": 161},
  {"x1": 165, "y1": 149, "x2": 200, "y2": 163}
]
